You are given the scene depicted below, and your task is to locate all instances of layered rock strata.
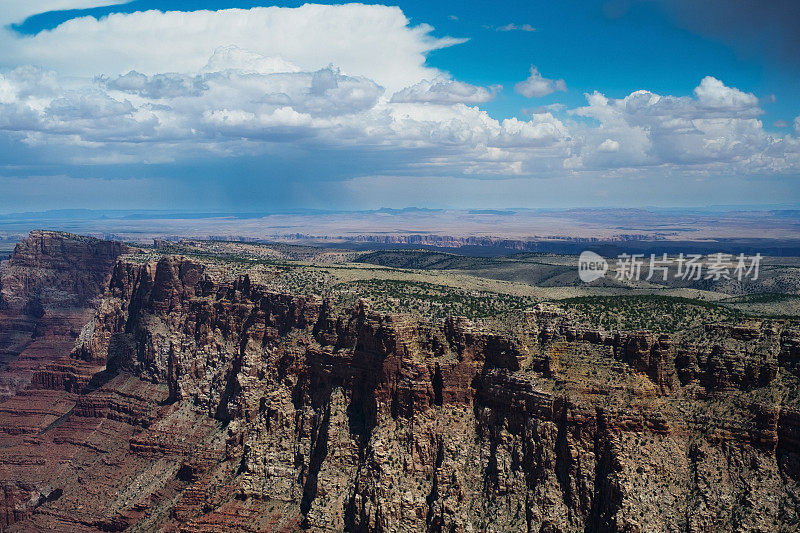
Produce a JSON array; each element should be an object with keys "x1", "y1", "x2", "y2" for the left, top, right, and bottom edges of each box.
[
  {"x1": 0, "y1": 231, "x2": 130, "y2": 398},
  {"x1": 0, "y1": 233, "x2": 798, "y2": 531}
]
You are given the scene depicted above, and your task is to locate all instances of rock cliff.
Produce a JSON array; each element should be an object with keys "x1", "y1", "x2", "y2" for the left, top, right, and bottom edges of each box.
[
  {"x1": 0, "y1": 231, "x2": 130, "y2": 397},
  {"x1": 0, "y1": 234, "x2": 799, "y2": 531}
]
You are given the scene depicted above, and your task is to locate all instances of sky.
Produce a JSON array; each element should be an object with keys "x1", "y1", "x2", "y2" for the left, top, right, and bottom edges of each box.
[{"x1": 0, "y1": 0, "x2": 799, "y2": 212}]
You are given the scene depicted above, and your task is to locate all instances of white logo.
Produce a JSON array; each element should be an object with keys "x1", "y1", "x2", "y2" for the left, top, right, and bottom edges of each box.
[
  {"x1": 578, "y1": 251, "x2": 608, "y2": 283},
  {"x1": 577, "y1": 251, "x2": 761, "y2": 284}
]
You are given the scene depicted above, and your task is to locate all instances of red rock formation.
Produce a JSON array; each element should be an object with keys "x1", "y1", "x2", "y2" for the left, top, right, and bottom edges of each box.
[
  {"x1": 0, "y1": 238, "x2": 798, "y2": 531},
  {"x1": 0, "y1": 231, "x2": 131, "y2": 398}
]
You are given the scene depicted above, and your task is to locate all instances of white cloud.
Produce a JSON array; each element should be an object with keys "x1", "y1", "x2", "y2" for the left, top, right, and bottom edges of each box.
[
  {"x1": 202, "y1": 46, "x2": 302, "y2": 75},
  {"x1": 390, "y1": 78, "x2": 499, "y2": 104},
  {"x1": 47, "y1": 91, "x2": 134, "y2": 120},
  {"x1": 1, "y1": 59, "x2": 797, "y2": 180},
  {"x1": 569, "y1": 77, "x2": 796, "y2": 172},
  {"x1": 514, "y1": 66, "x2": 566, "y2": 98},
  {"x1": 693, "y1": 76, "x2": 760, "y2": 115},
  {"x1": 101, "y1": 71, "x2": 208, "y2": 99},
  {"x1": 0, "y1": 3, "x2": 798, "y2": 188},
  {"x1": 598, "y1": 139, "x2": 620, "y2": 152},
  {"x1": 0, "y1": 4, "x2": 464, "y2": 94},
  {"x1": 524, "y1": 103, "x2": 566, "y2": 115},
  {"x1": 496, "y1": 23, "x2": 536, "y2": 32},
  {"x1": 495, "y1": 113, "x2": 569, "y2": 148}
]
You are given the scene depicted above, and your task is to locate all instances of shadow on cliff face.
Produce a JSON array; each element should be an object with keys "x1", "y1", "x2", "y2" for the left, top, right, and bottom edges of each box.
[
  {"x1": 342, "y1": 362, "x2": 381, "y2": 533},
  {"x1": 586, "y1": 410, "x2": 623, "y2": 533},
  {"x1": 23, "y1": 294, "x2": 45, "y2": 320},
  {"x1": 347, "y1": 350, "x2": 380, "y2": 450},
  {"x1": 432, "y1": 363, "x2": 444, "y2": 407},
  {"x1": 424, "y1": 438, "x2": 446, "y2": 532},
  {"x1": 81, "y1": 368, "x2": 116, "y2": 395},
  {"x1": 294, "y1": 310, "x2": 386, "y2": 528},
  {"x1": 299, "y1": 392, "x2": 333, "y2": 524}
]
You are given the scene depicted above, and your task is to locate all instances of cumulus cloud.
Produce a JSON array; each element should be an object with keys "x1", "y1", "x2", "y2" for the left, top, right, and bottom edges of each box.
[
  {"x1": 101, "y1": 71, "x2": 208, "y2": 99},
  {"x1": 568, "y1": 77, "x2": 798, "y2": 172},
  {"x1": 1, "y1": 57, "x2": 798, "y2": 182},
  {"x1": 296, "y1": 67, "x2": 384, "y2": 117},
  {"x1": 201, "y1": 46, "x2": 302, "y2": 75},
  {"x1": 598, "y1": 139, "x2": 620, "y2": 152},
  {"x1": 390, "y1": 78, "x2": 499, "y2": 104},
  {"x1": 693, "y1": 76, "x2": 760, "y2": 115},
  {"x1": 0, "y1": 2, "x2": 798, "y2": 194},
  {"x1": 0, "y1": 58, "x2": 390, "y2": 149},
  {"x1": 46, "y1": 91, "x2": 134, "y2": 121},
  {"x1": 514, "y1": 66, "x2": 567, "y2": 98},
  {"x1": 0, "y1": 4, "x2": 464, "y2": 93}
]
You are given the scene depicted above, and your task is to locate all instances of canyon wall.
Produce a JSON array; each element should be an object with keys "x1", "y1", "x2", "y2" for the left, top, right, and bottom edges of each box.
[
  {"x1": 0, "y1": 231, "x2": 130, "y2": 397},
  {"x1": 0, "y1": 233, "x2": 799, "y2": 531}
]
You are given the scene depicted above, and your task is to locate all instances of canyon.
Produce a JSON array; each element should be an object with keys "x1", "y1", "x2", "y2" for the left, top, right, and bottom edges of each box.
[{"x1": 0, "y1": 231, "x2": 798, "y2": 531}]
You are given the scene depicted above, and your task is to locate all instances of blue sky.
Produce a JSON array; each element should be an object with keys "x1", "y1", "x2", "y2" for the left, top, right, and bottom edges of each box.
[{"x1": 0, "y1": 1, "x2": 798, "y2": 212}]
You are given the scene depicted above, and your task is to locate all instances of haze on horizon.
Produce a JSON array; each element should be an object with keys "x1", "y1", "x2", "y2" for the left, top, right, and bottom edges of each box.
[{"x1": 0, "y1": 0, "x2": 799, "y2": 213}]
